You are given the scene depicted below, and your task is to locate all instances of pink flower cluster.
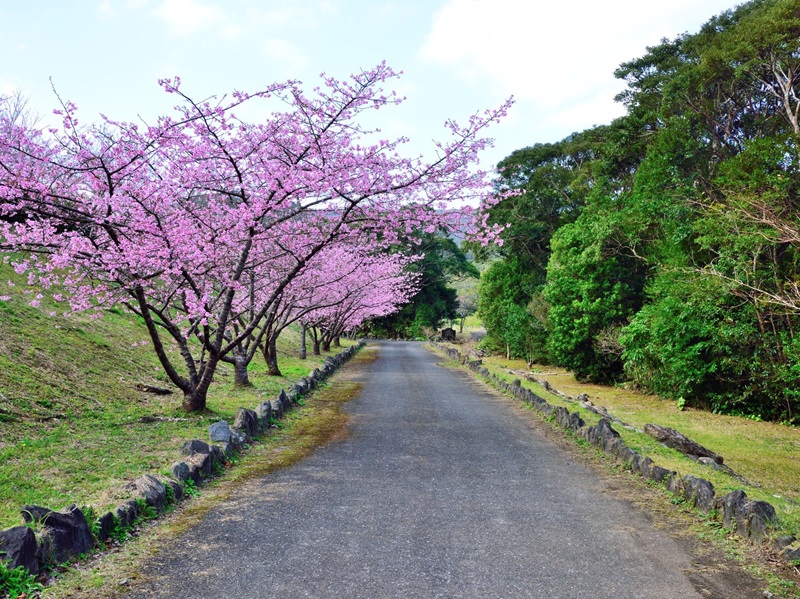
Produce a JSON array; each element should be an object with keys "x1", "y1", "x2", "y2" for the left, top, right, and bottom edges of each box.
[{"x1": 0, "y1": 63, "x2": 510, "y2": 410}]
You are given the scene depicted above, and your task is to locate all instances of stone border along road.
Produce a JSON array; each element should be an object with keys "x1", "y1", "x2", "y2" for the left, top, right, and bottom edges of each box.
[
  {"x1": 127, "y1": 340, "x2": 766, "y2": 598},
  {"x1": 0, "y1": 343, "x2": 364, "y2": 582},
  {"x1": 433, "y1": 341, "x2": 800, "y2": 564}
]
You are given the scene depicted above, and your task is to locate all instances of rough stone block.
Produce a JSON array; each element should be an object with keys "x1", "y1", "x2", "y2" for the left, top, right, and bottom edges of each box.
[
  {"x1": 681, "y1": 476, "x2": 715, "y2": 513},
  {"x1": 747, "y1": 513, "x2": 769, "y2": 541},
  {"x1": 161, "y1": 477, "x2": 184, "y2": 504},
  {"x1": 209, "y1": 445, "x2": 226, "y2": 468},
  {"x1": 604, "y1": 435, "x2": 622, "y2": 456},
  {"x1": 648, "y1": 465, "x2": 673, "y2": 484},
  {"x1": 129, "y1": 474, "x2": 167, "y2": 512},
  {"x1": 584, "y1": 418, "x2": 620, "y2": 448},
  {"x1": 270, "y1": 398, "x2": 283, "y2": 420},
  {"x1": 633, "y1": 455, "x2": 654, "y2": 479},
  {"x1": 171, "y1": 461, "x2": 191, "y2": 482},
  {"x1": 739, "y1": 499, "x2": 778, "y2": 539},
  {"x1": 96, "y1": 512, "x2": 115, "y2": 543},
  {"x1": 181, "y1": 439, "x2": 211, "y2": 456},
  {"x1": 0, "y1": 525, "x2": 39, "y2": 574},
  {"x1": 665, "y1": 473, "x2": 684, "y2": 497},
  {"x1": 783, "y1": 546, "x2": 800, "y2": 561},
  {"x1": 233, "y1": 407, "x2": 259, "y2": 438},
  {"x1": 219, "y1": 441, "x2": 236, "y2": 458},
  {"x1": 230, "y1": 427, "x2": 249, "y2": 447},
  {"x1": 773, "y1": 535, "x2": 796, "y2": 552},
  {"x1": 186, "y1": 451, "x2": 213, "y2": 481},
  {"x1": 21, "y1": 504, "x2": 92, "y2": 564},
  {"x1": 568, "y1": 412, "x2": 585, "y2": 432},
  {"x1": 256, "y1": 401, "x2": 272, "y2": 431},
  {"x1": 114, "y1": 500, "x2": 138, "y2": 529},
  {"x1": 209, "y1": 420, "x2": 233, "y2": 443},
  {"x1": 554, "y1": 406, "x2": 570, "y2": 430},
  {"x1": 713, "y1": 490, "x2": 747, "y2": 531},
  {"x1": 623, "y1": 447, "x2": 641, "y2": 468}
]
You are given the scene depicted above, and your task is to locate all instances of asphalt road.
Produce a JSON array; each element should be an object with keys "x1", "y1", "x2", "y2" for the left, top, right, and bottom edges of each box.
[{"x1": 129, "y1": 341, "x2": 763, "y2": 598}]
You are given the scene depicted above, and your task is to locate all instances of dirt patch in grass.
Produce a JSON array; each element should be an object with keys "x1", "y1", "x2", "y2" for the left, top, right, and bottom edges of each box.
[{"x1": 40, "y1": 351, "x2": 374, "y2": 598}]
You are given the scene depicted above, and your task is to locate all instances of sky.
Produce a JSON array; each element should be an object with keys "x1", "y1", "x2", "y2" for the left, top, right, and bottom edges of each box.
[{"x1": 0, "y1": 0, "x2": 741, "y2": 169}]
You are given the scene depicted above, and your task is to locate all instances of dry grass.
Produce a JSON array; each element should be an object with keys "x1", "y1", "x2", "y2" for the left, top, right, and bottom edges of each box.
[{"x1": 447, "y1": 348, "x2": 800, "y2": 539}]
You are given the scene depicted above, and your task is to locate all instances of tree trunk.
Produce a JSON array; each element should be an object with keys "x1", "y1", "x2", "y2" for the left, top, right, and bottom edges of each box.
[
  {"x1": 265, "y1": 336, "x2": 282, "y2": 376},
  {"x1": 322, "y1": 339, "x2": 331, "y2": 352},
  {"x1": 233, "y1": 354, "x2": 251, "y2": 387},
  {"x1": 300, "y1": 322, "x2": 307, "y2": 360},
  {"x1": 643, "y1": 423, "x2": 723, "y2": 463},
  {"x1": 181, "y1": 387, "x2": 208, "y2": 412},
  {"x1": 333, "y1": 335, "x2": 341, "y2": 348}
]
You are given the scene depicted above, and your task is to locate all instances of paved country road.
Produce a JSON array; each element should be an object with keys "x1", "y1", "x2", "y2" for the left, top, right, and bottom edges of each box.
[{"x1": 129, "y1": 341, "x2": 764, "y2": 598}]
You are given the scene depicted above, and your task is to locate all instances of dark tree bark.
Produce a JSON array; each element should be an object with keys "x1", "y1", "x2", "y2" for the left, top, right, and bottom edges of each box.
[{"x1": 264, "y1": 336, "x2": 282, "y2": 376}]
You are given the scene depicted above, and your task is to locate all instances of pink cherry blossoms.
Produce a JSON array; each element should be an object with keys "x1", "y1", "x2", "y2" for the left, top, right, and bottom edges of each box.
[{"x1": 0, "y1": 63, "x2": 511, "y2": 411}]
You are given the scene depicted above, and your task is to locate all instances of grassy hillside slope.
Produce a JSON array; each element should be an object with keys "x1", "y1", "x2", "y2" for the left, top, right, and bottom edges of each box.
[{"x1": 0, "y1": 261, "x2": 348, "y2": 528}]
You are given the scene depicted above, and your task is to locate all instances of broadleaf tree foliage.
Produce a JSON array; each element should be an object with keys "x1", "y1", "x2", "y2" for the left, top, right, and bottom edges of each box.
[{"x1": 480, "y1": 0, "x2": 800, "y2": 422}]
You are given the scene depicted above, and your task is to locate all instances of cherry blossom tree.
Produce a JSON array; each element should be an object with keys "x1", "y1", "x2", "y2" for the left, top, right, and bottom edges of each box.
[
  {"x1": 0, "y1": 64, "x2": 510, "y2": 411},
  {"x1": 219, "y1": 240, "x2": 417, "y2": 381},
  {"x1": 258, "y1": 242, "x2": 418, "y2": 376}
]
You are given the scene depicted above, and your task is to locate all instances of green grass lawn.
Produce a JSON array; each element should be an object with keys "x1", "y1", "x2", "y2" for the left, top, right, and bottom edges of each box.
[{"x1": 0, "y1": 261, "x2": 354, "y2": 528}]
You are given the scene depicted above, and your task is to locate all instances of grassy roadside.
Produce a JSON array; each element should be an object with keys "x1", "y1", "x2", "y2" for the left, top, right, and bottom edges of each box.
[
  {"x1": 468, "y1": 351, "x2": 800, "y2": 535},
  {"x1": 0, "y1": 260, "x2": 355, "y2": 530},
  {"x1": 431, "y1": 343, "x2": 800, "y2": 589},
  {"x1": 40, "y1": 347, "x2": 377, "y2": 598}
]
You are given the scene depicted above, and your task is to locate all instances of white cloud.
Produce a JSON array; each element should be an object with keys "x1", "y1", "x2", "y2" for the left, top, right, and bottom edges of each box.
[
  {"x1": 419, "y1": 0, "x2": 737, "y2": 107},
  {"x1": 152, "y1": 0, "x2": 225, "y2": 35},
  {"x1": 1, "y1": 80, "x2": 18, "y2": 96},
  {"x1": 97, "y1": 0, "x2": 114, "y2": 18},
  {"x1": 416, "y1": 0, "x2": 740, "y2": 158},
  {"x1": 262, "y1": 38, "x2": 310, "y2": 76},
  {"x1": 97, "y1": 0, "x2": 151, "y2": 18}
]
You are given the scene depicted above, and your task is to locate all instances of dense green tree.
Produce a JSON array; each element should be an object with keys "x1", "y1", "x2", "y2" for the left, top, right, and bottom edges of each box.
[
  {"x1": 474, "y1": 133, "x2": 604, "y2": 359},
  {"x1": 367, "y1": 233, "x2": 478, "y2": 338},
  {"x1": 477, "y1": 256, "x2": 544, "y2": 360},
  {"x1": 614, "y1": 0, "x2": 800, "y2": 420},
  {"x1": 478, "y1": 0, "x2": 800, "y2": 421},
  {"x1": 490, "y1": 137, "x2": 591, "y2": 275},
  {"x1": 544, "y1": 206, "x2": 649, "y2": 382}
]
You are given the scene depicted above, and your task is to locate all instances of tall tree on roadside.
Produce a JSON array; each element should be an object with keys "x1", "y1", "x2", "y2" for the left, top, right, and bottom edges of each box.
[{"x1": 475, "y1": 134, "x2": 594, "y2": 360}]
